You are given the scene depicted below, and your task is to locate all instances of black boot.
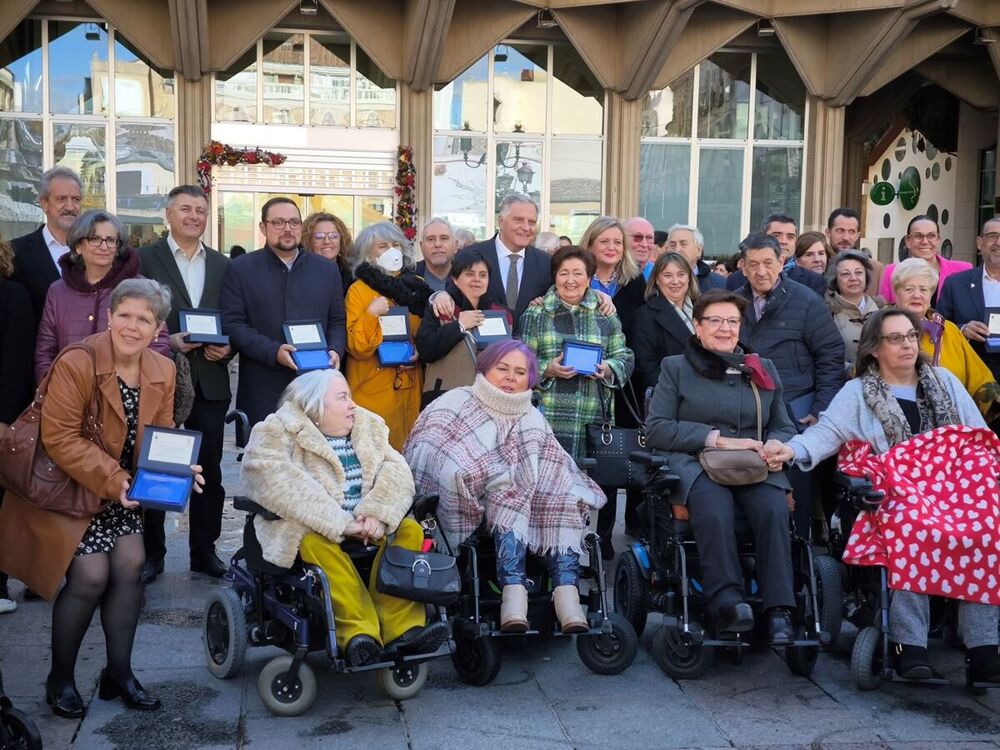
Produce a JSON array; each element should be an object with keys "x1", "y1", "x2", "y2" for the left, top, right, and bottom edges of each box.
[
  {"x1": 966, "y1": 645, "x2": 1000, "y2": 684},
  {"x1": 45, "y1": 675, "x2": 85, "y2": 719},
  {"x1": 345, "y1": 635, "x2": 383, "y2": 667},
  {"x1": 715, "y1": 602, "x2": 754, "y2": 634},
  {"x1": 766, "y1": 607, "x2": 795, "y2": 646},
  {"x1": 893, "y1": 643, "x2": 933, "y2": 680},
  {"x1": 97, "y1": 669, "x2": 161, "y2": 710}
]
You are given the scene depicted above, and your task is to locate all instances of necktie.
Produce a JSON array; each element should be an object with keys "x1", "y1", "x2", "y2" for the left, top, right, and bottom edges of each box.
[
  {"x1": 754, "y1": 294, "x2": 766, "y2": 320},
  {"x1": 506, "y1": 254, "x2": 520, "y2": 310}
]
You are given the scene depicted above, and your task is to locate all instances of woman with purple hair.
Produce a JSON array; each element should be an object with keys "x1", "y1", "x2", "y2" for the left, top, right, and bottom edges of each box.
[{"x1": 404, "y1": 340, "x2": 605, "y2": 634}]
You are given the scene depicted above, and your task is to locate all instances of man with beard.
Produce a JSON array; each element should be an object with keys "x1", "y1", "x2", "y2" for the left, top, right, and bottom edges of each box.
[{"x1": 415, "y1": 217, "x2": 459, "y2": 292}]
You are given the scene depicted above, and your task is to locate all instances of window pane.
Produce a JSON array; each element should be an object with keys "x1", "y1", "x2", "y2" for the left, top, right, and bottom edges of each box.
[
  {"x1": 549, "y1": 140, "x2": 601, "y2": 240},
  {"x1": 114, "y1": 34, "x2": 175, "y2": 118},
  {"x1": 432, "y1": 135, "x2": 488, "y2": 240},
  {"x1": 0, "y1": 19, "x2": 43, "y2": 113},
  {"x1": 750, "y1": 146, "x2": 801, "y2": 231},
  {"x1": 433, "y1": 56, "x2": 488, "y2": 132},
  {"x1": 306, "y1": 195, "x2": 354, "y2": 231},
  {"x1": 116, "y1": 123, "x2": 175, "y2": 246},
  {"x1": 495, "y1": 140, "x2": 542, "y2": 216},
  {"x1": 754, "y1": 49, "x2": 805, "y2": 140},
  {"x1": 309, "y1": 35, "x2": 351, "y2": 127},
  {"x1": 355, "y1": 46, "x2": 396, "y2": 128},
  {"x1": 49, "y1": 22, "x2": 110, "y2": 115},
  {"x1": 639, "y1": 143, "x2": 690, "y2": 233},
  {"x1": 697, "y1": 148, "x2": 743, "y2": 258},
  {"x1": 359, "y1": 196, "x2": 392, "y2": 228},
  {"x1": 219, "y1": 192, "x2": 255, "y2": 255},
  {"x1": 493, "y1": 44, "x2": 547, "y2": 134},
  {"x1": 697, "y1": 53, "x2": 750, "y2": 140},
  {"x1": 642, "y1": 69, "x2": 693, "y2": 138},
  {"x1": 0, "y1": 118, "x2": 43, "y2": 239},
  {"x1": 262, "y1": 33, "x2": 304, "y2": 125},
  {"x1": 215, "y1": 48, "x2": 257, "y2": 122},
  {"x1": 54, "y1": 123, "x2": 107, "y2": 210},
  {"x1": 551, "y1": 44, "x2": 602, "y2": 136}
]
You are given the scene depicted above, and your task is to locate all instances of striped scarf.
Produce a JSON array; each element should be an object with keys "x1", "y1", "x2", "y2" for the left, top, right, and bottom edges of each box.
[{"x1": 326, "y1": 435, "x2": 364, "y2": 512}]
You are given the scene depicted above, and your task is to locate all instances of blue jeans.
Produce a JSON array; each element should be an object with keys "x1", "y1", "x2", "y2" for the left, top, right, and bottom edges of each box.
[{"x1": 494, "y1": 530, "x2": 580, "y2": 588}]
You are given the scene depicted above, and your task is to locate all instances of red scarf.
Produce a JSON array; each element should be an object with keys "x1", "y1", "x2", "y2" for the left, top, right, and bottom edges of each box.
[{"x1": 742, "y1": 353, "x2": 776, "y2": 390}]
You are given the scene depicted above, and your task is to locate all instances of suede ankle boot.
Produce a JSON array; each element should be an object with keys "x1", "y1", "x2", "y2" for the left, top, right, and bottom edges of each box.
[
  {"x1": 500, "y1": 584, "x2": 528, "y2": 633},
  {"x1": 552, "y1": 585, "x2": 588, "y2": 634}
]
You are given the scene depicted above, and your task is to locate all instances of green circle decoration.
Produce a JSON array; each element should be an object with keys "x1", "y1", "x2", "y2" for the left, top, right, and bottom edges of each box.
[
  {"x1": 870, "y1": 181, "x2": 896, "y2": 206},
  {"x1": 898, "y1": 166, "x2": 921, "y2": 210}
]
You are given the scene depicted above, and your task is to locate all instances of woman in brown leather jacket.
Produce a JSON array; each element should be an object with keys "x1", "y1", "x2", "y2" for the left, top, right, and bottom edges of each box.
[{"x1": 0, "y1": 279, "x2": 203, "y2": 719}]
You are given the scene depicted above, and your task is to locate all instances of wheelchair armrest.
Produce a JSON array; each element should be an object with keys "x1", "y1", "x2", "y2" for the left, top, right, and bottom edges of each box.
[
  {"x1": 410, "y1": 494, "x2": 440, "y2": 522},
  {"x1": 226, "y1": 409, "x2": 250, "y2": 450},
  {"x1": 575, "y1": 457, "x2": 598, "y2": 470},
  {"x1": 630, "y1": 451, "x2": 668, "y2": 468},
  {"x1": 233, "y1": 495, "x2": 281, "y2": 521},
  {"x1": 834, "y1": 473, "x2": 885, "y2": 511}
]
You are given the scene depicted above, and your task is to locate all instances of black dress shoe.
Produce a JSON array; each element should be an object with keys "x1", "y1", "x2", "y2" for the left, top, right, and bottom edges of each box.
[
  {"x1": 383, "y1": 621, "x2": 450, "y2": 657},
  {"x1": 140, "y1": 558, "x2": 165, "y2": 585},
  {"x1": 716, "y1": 602, "x2": 754, "y2": 633},
  {"x1": 345, "y1": 635, "x2": 383, "y2": 667},
  {"x1": 766, "y1": 607, "x2": 795, "y2": 645},
  {"x1": 893, "y1": 643, "x2": 933, "y2": 680},
  {"x1": 190, "y1": 553, "x2": 227, "y2": 578},
  {"x1": 966, "y1": 645, "x2": 1000, "y2": 683},
  {"x1": 97, "y1": 669, "x2": 161, "y2": 710},
  {"x1": 45, "y1": 676, "x2": 85, "y2": 719}
]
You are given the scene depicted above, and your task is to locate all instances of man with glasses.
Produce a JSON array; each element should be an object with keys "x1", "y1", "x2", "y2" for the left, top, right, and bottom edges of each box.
[
  {"x1": 625, "y1": 217, "x2": 656, "y2": 280},
  {"x1": 735, "y1": 233, "x2": 845, "y2": 538},
  {"x1": 138, "y1": 185, "x2": 232, "y2": 582},
  {"x1": 221, "y1": 197, "x2": 346, "y2": 428},
  {"x1": 415, "y1": 217, "x2": 458, "y2": 292}
]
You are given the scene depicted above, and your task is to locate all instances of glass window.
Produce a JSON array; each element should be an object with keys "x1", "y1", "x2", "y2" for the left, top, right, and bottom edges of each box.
[
  {"x1": 696, "y1": 148, "x2": 743, "y2": 257},
  {"x1": 433, "y1": 56, "x2": 488, "y2": 132},
  {"x1": 0, "y1": 118, "x2": 44, "y2": 239},
  {"x1": 697, "y1": 53, "x2": 750, "y2": 140},
  {"x1": 750, "y1": 146, "x2": 802, "y2": 232},
  {"x1": 551, "y1": 44, "x2": 602, "y2": 136},
  {"x1": 754, "y1": 50, "x2": 805, "y2": 141},
  {"x1": 359, "y1": 196, "x2": 392, "y2": 228},
  {"x1": 495, "y1": 140, "x2": 542, "y2": 215},
  {"x1": 114, "y1": 35, "x2": 174, "y2": 119},
  {"x1": 309, "y1": 35, "x2": 351, "y2": 127},
  {"x1": 549, "y1": 140, "x2": 601, "y2": 239},
  {"x1": 0, "y1": 19, "x2": 43, "y2": 113},
  {"x1": 432, "y1": 135, "x2": 488, "y2": 240},
  {"x1": 54, "y1": 123, "x2": 108, "y2": 210},
  {"x1": 219, "y1": 192, "x2": 255, "y2": 254},
  {"x1": 355, "y1": 46, "x2": 395, "y2": 128},
  {"x1": 492, "y1": 44, "x2": 547, "y2": 134},
  {"x1": 49, "y1": 22, "x2": 110, "y2": 115},
  {"x1": 640, "y1": 143, "x2": 690, "y2": 233},
  {"x1": 262, "y1": 33, "x2": 304, "y2": 125},
  {"x1": 215, "y1": 48, "x2": 257, "y2": 122},
  {"x1": 642, "y1": 69, "x2": 693, "y2": 138},
  {"x1": 305, "y1": 195, "x2": 354, "y2": 231},
  {"x1": 116, "y1": 123, "x2": 174, "y2": 245}
]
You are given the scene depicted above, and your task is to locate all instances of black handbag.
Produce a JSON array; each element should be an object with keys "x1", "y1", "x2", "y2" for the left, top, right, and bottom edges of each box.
[
  {"x1": 585, "y1": 382, "x2": 647, "y2": 489},
  {"x1": 375, "y1": 543, "x2": 461, "y2": 606}
]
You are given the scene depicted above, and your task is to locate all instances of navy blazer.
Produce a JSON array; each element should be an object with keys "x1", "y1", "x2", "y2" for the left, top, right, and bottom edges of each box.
[
  {"x1": 938, "y1": 266, "x2": 1000, "y2": 380},
  {"x1": 10, "y1": 225, "x2": 60, "y2": 325},
  {"x1": 458, "y1": 237, "x2": 551, "y2": 330}
]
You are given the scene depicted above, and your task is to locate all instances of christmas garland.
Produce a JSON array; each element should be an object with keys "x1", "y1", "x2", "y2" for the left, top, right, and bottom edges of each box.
[
  {"x1": 196, "y1": 140, "x2": 287, "y2": 194},
  {"x1": 394, "y1": 145, "x2": 417, "y2": 241}
]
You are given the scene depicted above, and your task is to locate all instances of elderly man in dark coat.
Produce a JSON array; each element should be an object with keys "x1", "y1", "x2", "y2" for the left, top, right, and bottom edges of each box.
[{"x1": 221, "y1": 197, "x2": 347, "y2": 428}]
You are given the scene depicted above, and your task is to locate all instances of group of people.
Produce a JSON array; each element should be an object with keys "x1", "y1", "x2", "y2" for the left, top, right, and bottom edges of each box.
[{"x1": 0, "y1": 162, "x2": 998, "y2": 717}]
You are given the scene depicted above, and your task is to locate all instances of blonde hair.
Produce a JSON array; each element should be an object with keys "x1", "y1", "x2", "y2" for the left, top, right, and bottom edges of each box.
[
  {"x1": 579, "y1": 216, "x2": 640, "y2": 284},
  {"x1": 0, "y1": 239, "x2": 13, "y2": 279}
]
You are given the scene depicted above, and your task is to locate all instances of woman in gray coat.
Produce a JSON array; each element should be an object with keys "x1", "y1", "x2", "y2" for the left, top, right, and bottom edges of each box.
[{"x1": 646, "y1": 289, "x2": 798, "y2": 642}]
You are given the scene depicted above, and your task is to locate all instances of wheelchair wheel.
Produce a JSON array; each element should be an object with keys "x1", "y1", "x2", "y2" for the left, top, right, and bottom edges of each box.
[
  {"x1": 203, "y1": 588, "x2": 248, "y2": 679},
  {"x1": 376, "y1": 662, "x2": 428, "y2": 701},
  {"x1": 1, "y1": 707, "x2": 43, "y2": 750},
  {"x1": 785, "y1": 645, "x2": 819, "y2": 676},
  {"x1": 652, "y1": 623, "x2": 713, "y2": 679},
  {"x1": 452, "y1": 632, "x2": 502, "y2": 686},
  {"x1": 614, "y1": 550, "x2": 649, "y2": 637},
  {"x1": 257, "y1": 655, "x2": 317, "y2": 716},
  {"x1": 813, "y1": 554, "x2": 843, "y2": 646},
  {"x1": 576, "y1": 613, "x2": 638, "y2": 675},
  {"x1": 850, "y1": 626, "x2": 882, "y2": 691}
]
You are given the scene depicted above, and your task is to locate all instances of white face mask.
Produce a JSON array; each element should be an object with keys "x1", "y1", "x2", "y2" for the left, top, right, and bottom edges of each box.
[{"x1": 376, "y1": 247, "x2": 403, "y2": 273}]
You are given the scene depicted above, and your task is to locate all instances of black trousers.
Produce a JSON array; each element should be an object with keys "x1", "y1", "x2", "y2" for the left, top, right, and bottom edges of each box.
[
  {"x1": 686, "y1": 474, "x2": 795, "y2": 616},
  {"x1": 596, "y1": 487, "x2": 643, "y2": 539},
  {"x1": 143, "y1": 388, "x2": 228, "y2": 563},
  {"x1": 787, "y1": 465, "x2": 813, "y2": 542}
]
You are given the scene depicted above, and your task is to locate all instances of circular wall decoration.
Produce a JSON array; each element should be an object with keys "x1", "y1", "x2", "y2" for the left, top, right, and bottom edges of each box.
[
  {"x1": 926, "y1": 143, "x2": 938, "y2": 160},
  {"x1": 926, "y1": 204, "x2": 939, "y2": 223},
  {"x1": 883, "y1": 213, "x2": 891, "y2": 229},
  {"x1": 882, "y1": 159, "x2": 891, "y2": 180},
  {"x1": 932, "y1": 163, "x2": 940, "y2": 180},
  {"x1": 870, "y1": 181, "x2": 896, "y2": 206},
  {"x1": 945, "y1": 156, "x2": 952, "y2": 171},
  {"x1": 925, "y1": 168, "x2": 931, "y2": 179},
  {"x1": 895, "y1": 138, "x2": 907, "y2": 162},
  {"x1": 941, "y1": 239, "x2": 952, "y2": 259},
  {"x1": 898, "y1": 166, "x2": 921, "y2": 210},
  {"x1": 942, "y1": 208, "x2": 949, "y2": 225}
]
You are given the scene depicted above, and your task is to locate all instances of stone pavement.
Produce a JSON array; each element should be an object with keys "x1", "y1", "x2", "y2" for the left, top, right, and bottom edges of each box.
[{"x1": 2, "y1": 427, "x2": 1000, "y2": 750}]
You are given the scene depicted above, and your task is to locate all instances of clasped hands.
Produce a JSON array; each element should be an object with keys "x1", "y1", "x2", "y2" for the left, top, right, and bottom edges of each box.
[
  {"x1": 344, "y1": 515, "x2": 387, "y2": 545},
  {"x1": 713, "y1": 437, "x2": 794, "y2": 472}
]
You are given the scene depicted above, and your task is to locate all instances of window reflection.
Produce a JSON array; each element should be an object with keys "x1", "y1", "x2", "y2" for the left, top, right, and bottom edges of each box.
[
  {"x1": 433, "y1": 135, "x2": 488, "y2": 239},
  {"x1": 697, "y1": 148, "x2": 743, "y2": 257},
  {"x1": 433, "y1": 57, "x2": 488, "y2": 132},
  {"x1": 355, "y1": 46, "x2": 395, "y2": 128},
  {"x1": 0, "y1": 118, "x2": 43, "y2": 239},
  {"x1": 549, "y1": 140, "x2": 601, "y2": 239},
  {"x1": 754, "y1": 50, "x2": 804, "y2": 141},
  {"x1": 493, "y1": 45, "x2": 546, "y2": 134},
  {"x1": 640, "y1": 143, "x2": 690, "y2": 233},
  {"x1": 551, "y1": 44, "x2": 602, "y2": 136},
  {"x1": 0, "y1": 19, "x2": 43, "y2": 113},
  {"x1": 116, "y1": 123, "x2": 174, "y2": 245},
  {"x1": 115, "y1": 35, "x2": 174, "y2": 118},
  {"x1": 49, "y1": 22, "x2": 110, "y2": 115},
  {"x1": 310, "y1": 36, "x2": 351, "y2": 127},
  {"x1": 697, "y1": 53, "x2": 750, "y2": 140},
  {"x1": 263, "y1": 33, "x2": 304, "y2": 125},
  {"x1": 359, "y1": 196, "x2": 392, "y2": 227},
  {"x1": 750, "y1": 146, "x2": 802, "y2": 230},
  {"x1": 53, "y1": 123, "x2": 107, "y2": 210},
  {"x1": 219, "y1": 192, "x2": 255, "y2": 254},
  {"x1": 215, "y1": 48, "x2": 257, "y2": 122},
  {"x1": 495, "y1": 140, "x2": 542, "y2": 216},
  {"x1": 306, "y1": 195, "x2": 354, "y2": 231},
  {"x1": 642, "y1": 69, "x2": 693, "y2": 138}
]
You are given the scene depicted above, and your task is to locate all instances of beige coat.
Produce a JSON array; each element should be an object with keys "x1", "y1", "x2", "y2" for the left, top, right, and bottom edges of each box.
[{"x1": 241, "y1": 402, "x2": 415, "y2": 568}]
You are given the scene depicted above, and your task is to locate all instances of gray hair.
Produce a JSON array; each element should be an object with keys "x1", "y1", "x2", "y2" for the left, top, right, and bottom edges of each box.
[
  {"x1": 497, "y1": 193, "x2": 539, "y2": 221},
  {"x1": 455, "y1": 228, "x2": 476, "y2": 248},
  {"x1": 39, "y1": 166, "x2": 82, "y2": 199},
  {"x1": 419, "y1": 216, "x2": 454, "y2": 241},
  {"x1": 279, "y1": 369, "x2": 349, "y2": 424},
  {"x1": 66, "y1": 209, "x2": 127, "y2": 266},
  {"x1": 352, "y1": 221, "x2": 415, "y2": 272},
  {"x1": 535, "y1": 231, "x2": 559, "y2": 253},
  {"x1": 891, "y1": 257, "x2": 939, "y2": 292},
  {"x1": 166, "y1": 184, "x2": 208, "y2": 207},
  {"x1": 667, "y1": 223, "x2": 705, "y2": 249},
  {"x1": 110, "y1": 278, "x2": 172, "y2": 325}
]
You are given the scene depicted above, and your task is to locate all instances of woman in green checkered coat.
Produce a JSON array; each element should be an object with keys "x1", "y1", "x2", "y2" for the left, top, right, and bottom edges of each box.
[{"x1": 519, "y1": 245, "x2": 634, "y2": 462}]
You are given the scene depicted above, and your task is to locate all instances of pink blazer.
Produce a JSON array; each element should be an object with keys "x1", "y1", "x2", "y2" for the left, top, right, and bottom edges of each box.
[{"x1": 879, "y1": 255, "x2": 973, "y2": 303}]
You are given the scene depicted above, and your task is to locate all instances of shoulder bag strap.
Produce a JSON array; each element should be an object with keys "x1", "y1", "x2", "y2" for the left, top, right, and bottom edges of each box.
[
  {"x1": 750, "y1": 380, "x2": 762, "y2": 442},
  {"x1": 41, "y1": 343, "x2": 105, "y2": 446}
]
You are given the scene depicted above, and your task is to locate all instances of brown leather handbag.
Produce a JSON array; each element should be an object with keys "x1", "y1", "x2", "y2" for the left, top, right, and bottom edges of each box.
[
  {"x1": 0, "y1": 344, "x2": 106, "y2": 518},
  {"x1": 698, "y1": 380, "x2": 769, "y2": 486}
]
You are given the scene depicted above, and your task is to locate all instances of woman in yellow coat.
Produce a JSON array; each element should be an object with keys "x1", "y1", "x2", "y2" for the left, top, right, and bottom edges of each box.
[{"x1": 345, "y1": 222, "x2": 431, "y2": 451}]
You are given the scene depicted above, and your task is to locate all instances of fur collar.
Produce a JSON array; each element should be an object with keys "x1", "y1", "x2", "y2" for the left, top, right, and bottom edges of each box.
[
  {"x1": 683, "y1": 337, "x2": 740, "y2": 380},
  {"x1": 60, "y1": 247, "x2": 141, "y2": 293},
  {"x1": 354, "y1": 262, "x2": 432, "y2": 316}
]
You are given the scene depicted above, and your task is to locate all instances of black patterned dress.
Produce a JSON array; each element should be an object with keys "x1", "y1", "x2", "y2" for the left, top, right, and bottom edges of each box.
[{"x1": 76, "y1": 377, "x2": 143, "y2": 555}]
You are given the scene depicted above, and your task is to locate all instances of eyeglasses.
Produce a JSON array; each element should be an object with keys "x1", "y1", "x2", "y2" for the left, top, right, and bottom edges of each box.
[
  {"x1": 981, "y1": 232, "x2": 1000, "y2": 243},
  {"x1": 881, "y1": 330, "x2": 921, "y2": 346},
  {"x1": 312, "y1": 232, "x2": 340, "y2": 241},
  {"x1": 85, "y1": 236, "x2": 121, "y2": 249},
  {"x1": 700, "y1": 316, "x2": 741, "y2": 329},
  {"x1": 630, "y1": 233, "x2": 654, "y2": 243},
  {"x1": 265, "y1": 218, "x2": 302, "y2": 229},
  {"x1": 908, "y1": 232, "x2": 938, "y2": 242}
]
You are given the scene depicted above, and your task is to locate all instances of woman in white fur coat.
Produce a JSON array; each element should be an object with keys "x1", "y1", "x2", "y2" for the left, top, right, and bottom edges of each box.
[{"x1": 241, "y1": 369, "x2": 449, "y2": 667}]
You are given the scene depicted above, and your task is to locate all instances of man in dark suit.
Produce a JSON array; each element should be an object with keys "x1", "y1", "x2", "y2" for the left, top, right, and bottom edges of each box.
[
  {"x1": 726, "y1": 213, "x2": 827, "y2": 297},
  {"x1": 10, "y1": 166, "x2": 82, "y2": 324},
  {"x1": 414, "y1": 217, "x2": 458, "y2": 293},
  {"x1": 937, "y1": 216, "x2": 1000, "y2": 389},
  {"x1": 666, "y1": 223, "x2": 725, "y2": 291},
  {"x1": 138, "y1": 185, "x2": 232, "y2": 581},
  {"x1": 221, "y1": 197, "x2": 347, "y2": 429}
]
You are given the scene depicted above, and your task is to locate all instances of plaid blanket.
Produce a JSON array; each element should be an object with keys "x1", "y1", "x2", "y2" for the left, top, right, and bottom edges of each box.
[{"x1": 404, "y1": 375, "x2": 605, "y2": 555}]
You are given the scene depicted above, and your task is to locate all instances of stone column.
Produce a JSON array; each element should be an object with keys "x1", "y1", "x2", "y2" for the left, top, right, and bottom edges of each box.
[
  {"x1": 605, "y1": 90, "x2": 643, "y2": 220},
  {"x1": 803, "y1": 95, "x2": 846, "y2": 232},
  {"x1": 398, "y1": 83, "x2": 434, "y2": 229},
  {"x1": 176, "y1": 77, "x2": 213, "y2": 186}
]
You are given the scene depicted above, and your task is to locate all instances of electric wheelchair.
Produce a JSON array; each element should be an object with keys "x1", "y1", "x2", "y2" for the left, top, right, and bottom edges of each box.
[
  {"x1": 0, "y1": 670, "x2": 42, "y2": 750},
  {"x1": 614, "y1": 451, "x2": 839, "y2": 679}
]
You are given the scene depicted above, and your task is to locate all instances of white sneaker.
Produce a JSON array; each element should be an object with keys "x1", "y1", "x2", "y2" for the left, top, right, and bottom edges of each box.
[{"x1": 0, "y1": 596, "x2": 16, "y2": 614}]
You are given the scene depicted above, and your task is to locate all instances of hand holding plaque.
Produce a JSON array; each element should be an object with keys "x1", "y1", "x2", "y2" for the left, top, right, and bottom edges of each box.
[
  {"x1": 283, "y1": 320, "x2": 332, "y2": 371},
  {"x1": 127, "y1": 427, "x2": 203, "y2": 512}
]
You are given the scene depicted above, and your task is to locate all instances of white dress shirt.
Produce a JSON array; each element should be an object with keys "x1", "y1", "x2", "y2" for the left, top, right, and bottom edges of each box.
[
  {"x1": 983, "y1": 266, "x2": 1000, "y2": 308},
  {"x1": 169, "y1": 234, "x2": 207, "y2": 307},
  {"x1": 42, "y1": 225, "x2": 69, "y2": 276},
  {"x1": 495, "y1": 236, "x2": 525, "y2": 298}
]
